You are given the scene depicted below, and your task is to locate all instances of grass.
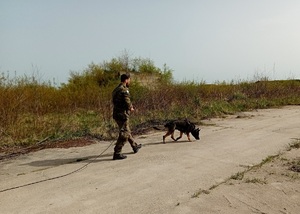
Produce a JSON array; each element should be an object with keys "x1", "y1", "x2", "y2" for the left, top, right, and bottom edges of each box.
[
  {"x1": 256, "y1": 155, "x2": 279, "y2": 168},
  {"x1": 191, "y1": 189, "x2": 210, "y2": 198},
  {"x1": 288, "y1": 139, "x2": 300, "y2": 150},
  {"x1": 230, "y1": 171, "x2": 245, "y2": 180},
  {"x1": 228, "y1": 154, "x2": 279, "y2": 182},
  {"x1": 1, "y1": 71, "x2": 300, "y2": 148},
  {"x1": 244, "y1": 178, "x2": 267, "y2": 184}
]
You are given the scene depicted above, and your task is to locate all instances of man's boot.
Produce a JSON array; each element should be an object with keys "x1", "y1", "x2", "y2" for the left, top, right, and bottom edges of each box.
[
  {"x1": 133, "y1": 144, "x2": 142, "y2": 153},
  {"x1": 113, "y1": 153, "x2": 127, "y2": 160}
]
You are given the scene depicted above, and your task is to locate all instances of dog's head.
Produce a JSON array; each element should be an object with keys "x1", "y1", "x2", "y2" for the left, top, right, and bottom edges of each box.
[{"x1": 191, "y1": 128, "x2": 201, "y2": 140}]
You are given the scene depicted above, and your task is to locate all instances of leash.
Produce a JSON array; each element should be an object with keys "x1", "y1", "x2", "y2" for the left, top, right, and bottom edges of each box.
[{"x1": 0, "y1": 139, "x2": 115, "y2": 193}]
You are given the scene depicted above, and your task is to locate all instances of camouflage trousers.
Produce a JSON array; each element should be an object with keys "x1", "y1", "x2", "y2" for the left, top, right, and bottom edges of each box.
[{"x1": 114, "y1": 119, "x2": 138, "y2": 154}]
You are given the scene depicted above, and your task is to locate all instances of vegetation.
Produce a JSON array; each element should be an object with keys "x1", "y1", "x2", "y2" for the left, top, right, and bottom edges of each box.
[
  {"x1": 1, "y1": 53, "x2": 300, "y2": 148},
  {"x1": 191, "y1": 188, "x2": 210, "y2": 198}
]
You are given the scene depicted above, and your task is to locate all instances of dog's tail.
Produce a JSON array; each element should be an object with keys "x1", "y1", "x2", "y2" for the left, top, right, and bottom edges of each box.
[{"x1": 153, "y1": 126, "x2": 162, "y2": 130}]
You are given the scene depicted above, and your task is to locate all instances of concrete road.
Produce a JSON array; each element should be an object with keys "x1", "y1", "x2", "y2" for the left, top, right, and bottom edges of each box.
[{"x1": 0, "y1": 106, "x2": 299, "y2": 214}]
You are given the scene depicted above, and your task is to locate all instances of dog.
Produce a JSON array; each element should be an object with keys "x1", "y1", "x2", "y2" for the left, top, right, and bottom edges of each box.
[{"x1": 154, "y1": 119, "x2": 201, "y2": 143}]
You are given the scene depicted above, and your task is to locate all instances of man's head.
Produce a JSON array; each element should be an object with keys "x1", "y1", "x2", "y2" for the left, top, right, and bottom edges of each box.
[{"x1": 121, "y1": 73, "x2": 131, "y2": 87}]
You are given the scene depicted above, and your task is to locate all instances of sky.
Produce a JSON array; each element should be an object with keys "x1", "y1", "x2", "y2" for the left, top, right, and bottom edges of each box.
[{"x1": 1, "y1": 0, "x2": 300, "y2": 84}]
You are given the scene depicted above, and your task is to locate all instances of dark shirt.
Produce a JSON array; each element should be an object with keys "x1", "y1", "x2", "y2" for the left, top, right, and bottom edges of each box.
[{"x1": 112, "y1": 83, "x2": 133, "y2": 121}]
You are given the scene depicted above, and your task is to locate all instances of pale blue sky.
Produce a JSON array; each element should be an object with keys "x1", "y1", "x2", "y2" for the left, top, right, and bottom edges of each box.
[{"x1": 1, "y1": 0, "x2": 300, "y2": 84}]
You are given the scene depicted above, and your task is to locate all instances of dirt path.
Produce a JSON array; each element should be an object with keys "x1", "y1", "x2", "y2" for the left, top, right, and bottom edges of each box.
[{"x1": 0, "y1": 106, "x2": 299, "y2": 214}]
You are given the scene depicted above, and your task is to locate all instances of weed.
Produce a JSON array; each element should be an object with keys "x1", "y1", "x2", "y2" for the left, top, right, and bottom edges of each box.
[
  {"x1": 1, "y1": 64, "x2": 300, "y2": 147},
  {"x1": 288, "y1": 157, "x2": 300, "y2": 173},
  {"x1": 191, "y1": 189, "x2": 210, "y2": 198},
  {"x1": 244, "y1": 178, "x2": 267, "y2": 184},
  {"x1": 230, "y1": 171, "x2": 245, "y2": 180},
  {"x1": 282, "y1": 172, "x2": 300, "y2": 179},
  {"x1": 256, "y1": 155, "x2": 279, "y2": 168},
  {"x1": 288, "y1": 139, "x2": 300, "y2": 150}
]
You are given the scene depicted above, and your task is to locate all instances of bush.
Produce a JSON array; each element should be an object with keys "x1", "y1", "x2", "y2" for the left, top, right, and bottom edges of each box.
[{"x1": 1, "y1": 60, "x2": 300, "y2": 147}]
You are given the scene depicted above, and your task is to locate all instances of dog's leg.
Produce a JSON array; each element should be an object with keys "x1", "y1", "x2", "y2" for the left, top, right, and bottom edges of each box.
[
  {"x1": 163, "y1": 131, "x2": 173, "y2": 143},
  {"x1": 175, "y1": 132, "x2": 183, "y2": 141},
  {"x1": 187, "y1": 133, "x2": 191, "y2": 141},
  {"x1": 171, "y1": 131, "x2": 177, "y2": 141}
]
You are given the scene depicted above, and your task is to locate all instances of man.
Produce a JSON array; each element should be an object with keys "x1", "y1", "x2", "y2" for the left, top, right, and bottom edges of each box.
[{"x1": 112, "y1": 73, "x2": 142, "y2": 160}]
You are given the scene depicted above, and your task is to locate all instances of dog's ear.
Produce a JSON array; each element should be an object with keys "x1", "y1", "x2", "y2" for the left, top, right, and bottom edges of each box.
[
  {"x1": 185, "y1": 118, "x2": 191, "y2": 125},
  {"x1": 196, "y1": 128, "x2": 201, "y2": 132}
]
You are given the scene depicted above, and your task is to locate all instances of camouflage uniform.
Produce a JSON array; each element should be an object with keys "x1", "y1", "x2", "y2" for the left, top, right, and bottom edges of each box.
[{"x1": 112, "y1": 83, "x2": 138, "y2": 154}]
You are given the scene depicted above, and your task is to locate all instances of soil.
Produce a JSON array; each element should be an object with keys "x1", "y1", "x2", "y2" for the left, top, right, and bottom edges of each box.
[{"x1": 0, "y1": 106, "x2": 299, "y2": 214}]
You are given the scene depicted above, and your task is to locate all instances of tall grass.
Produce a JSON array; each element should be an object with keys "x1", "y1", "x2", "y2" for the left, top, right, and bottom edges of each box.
[{"x1": 0, "y1": 71, "x2": 300, "y2": 148}]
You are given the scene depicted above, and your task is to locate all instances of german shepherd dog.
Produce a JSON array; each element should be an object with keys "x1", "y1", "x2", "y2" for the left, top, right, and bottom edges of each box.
[{"x1": 154, "y1": 119, "x2": 201, "y2": 143}]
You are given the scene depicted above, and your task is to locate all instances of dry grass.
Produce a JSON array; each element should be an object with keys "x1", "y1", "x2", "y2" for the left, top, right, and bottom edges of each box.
[{"x1": 1, "y1": 71, "x2": 300, "y2": 148}]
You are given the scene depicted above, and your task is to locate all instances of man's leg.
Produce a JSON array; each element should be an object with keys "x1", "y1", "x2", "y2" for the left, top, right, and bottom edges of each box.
[
  {"x1": 113, "y1": 120, "x2": 128, "y2": 160},
  {"x1": 128, "y1": 136, "x2": 142, "y2": 153},
  {"x1": 123, "y1": 119, "x2": 142, "y2": 153},
  {"x1": 114, "y1": 119, "x2": 141, "y2": 155}
]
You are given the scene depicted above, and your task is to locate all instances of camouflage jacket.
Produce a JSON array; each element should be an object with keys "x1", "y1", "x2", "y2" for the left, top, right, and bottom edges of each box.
[{"x1": 112, "y1": 83, "x2": 133, "y2": 121}]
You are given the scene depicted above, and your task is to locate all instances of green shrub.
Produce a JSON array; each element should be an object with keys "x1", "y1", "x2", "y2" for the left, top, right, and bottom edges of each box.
[{"x1": 1, "y1": 58, "x2": 300, "y2": 147}]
